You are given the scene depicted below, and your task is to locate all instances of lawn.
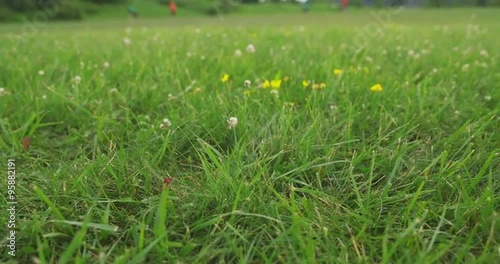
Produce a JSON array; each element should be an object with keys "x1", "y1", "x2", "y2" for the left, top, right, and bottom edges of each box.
[{"x1": 0, "y1": 8, "x2": 499, "y2": 264}]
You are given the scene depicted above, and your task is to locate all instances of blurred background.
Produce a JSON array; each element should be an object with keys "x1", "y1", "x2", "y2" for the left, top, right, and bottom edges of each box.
[{"x1": 0, "y1": 0, "x2": 498, "y2": 23}]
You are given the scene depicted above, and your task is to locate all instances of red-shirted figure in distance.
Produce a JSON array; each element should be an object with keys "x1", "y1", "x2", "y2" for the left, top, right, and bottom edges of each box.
[
  {"x1": 341, "y1": 0, "x2": 349, "y2": 10},
  {"x1": 170, "y1": 0, "x2": 177, "y2": 16}
]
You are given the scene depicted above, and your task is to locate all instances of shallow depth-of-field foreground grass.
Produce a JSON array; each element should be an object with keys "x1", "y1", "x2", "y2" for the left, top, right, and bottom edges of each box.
[{"x1": 1, "y1": 9, "x2": 499, "y2": 264}]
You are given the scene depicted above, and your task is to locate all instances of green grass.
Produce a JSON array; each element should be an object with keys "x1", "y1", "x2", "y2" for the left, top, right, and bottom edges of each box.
[{"x1": 1, "y1": 8, "x2": 499, "y2": 264}]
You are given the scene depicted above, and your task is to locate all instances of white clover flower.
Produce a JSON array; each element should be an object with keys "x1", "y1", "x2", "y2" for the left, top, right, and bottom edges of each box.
[
  {"x1": 484, "y1": 95, "x2": 492, "y2": 101},
  {"x1": 160, "y1": 118, "x2": 172, "y2": 129},
  {"x1": 38, "y1": 70, "x2": 45, "y2": 76},
  {"x1": 109, "y1": 88, "x2": 118, "y2": 93},
  {"x1": 123, "y1": 37, "x2": 131, "y2": 45},
  {"x1": 74, "y1": 76, "x2": 81, "y2": 84},
  {"x1": 234, "y1": 49, "x2": 242, "y2": 57},
  {"x1": 103, "y1": 61, "x2": 110, "y2": 68},
  {"x1": 480, "y1": 49, "x2": 489, "y2": 58},
  {"x1": 270, "y1": 89, "x2": 279, "y2": 97},
  {"x1": 227, "y1": 117, "x2": 238, "y2": 130},
  {"x1": 0, "y1": 87, "x2": 6, "y2": 96},
  {"x1": 246, "y1": 44, "x2": 255, "y2": 53},
  {"x1": 244, "y1": 80, "x2": 251, "y2": 87},
  {"x1": 41, "y1": 95, "x2": 47, "y2": 100}
]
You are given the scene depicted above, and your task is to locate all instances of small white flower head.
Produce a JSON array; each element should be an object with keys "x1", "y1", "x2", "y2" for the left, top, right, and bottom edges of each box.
[
  {"x1": 103, "y1": 61, "x2": 110, "y2": 68},
  {"x1": 38, "y1": 70, "x2": 45, "y2": 76},
  {"x1": 167, "y1": 93, "x2": 175, "y2": 100},
  {"x1": 432, "y1": 68, "x2": 438, "y2": 74},
  {"x1": 109, "y1": 88, "x2": 118, "y2": 93},
  {"x1": 41, "y1": 95, "x2": 47, "y2": 100},
  {"x1": 246, "y1": 44, "x2": 255, "y2": 53},
  {"x1": 270, "y1": 89, "x2": 279, "y2": 97},
  {"x1": 227, "y1": 117, "x2": 238, "y2": 130},
  {"x1": 186, "y1": 52, "x2": 192, "y2": 57},
  {"x1": 74, "y1": 75, "x2": 81, "y2": 84},
  {"x1": 160, "y1": 118, "x2": 172, "y2": 129},
  {"x1": 365, "y1": 56, "x2": 373, "y2": 63},
  {"x1": 123, "y1": 37, "x2": 131, "y2": 45},
  {"x1": 480, "y1": 49, "x2": 489, "y2": 58},
  {"x1": 461, "y1": 64, "x2": 470, "y2": 72},
  {"x1": 200, "y1": 56, "x2": 206, "y2": 60},
  {"x1": 195, "y1": 28, "x2": 201, "y2": 33},
  {"x1": 484, "y1": 95, "x2": 492, "y2": 101},
  {"x1": 0, "y1": 87, "x2": 6, "y2": 96},
  {"x1": 234, "y1": 49, "x2": 242, "y2": 57},
  {"x1": 244, "y1": 80, "x2": 251, "y2": 87}
]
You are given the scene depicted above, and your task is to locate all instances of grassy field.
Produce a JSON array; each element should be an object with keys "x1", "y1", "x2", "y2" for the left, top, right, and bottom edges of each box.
[{"x1": 1, "y1": 8, "x2": 499, "y2": 264}]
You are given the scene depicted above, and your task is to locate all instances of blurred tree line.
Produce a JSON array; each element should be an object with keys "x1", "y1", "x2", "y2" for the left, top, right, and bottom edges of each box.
[{"x1": 0, "y1": 0, "x2": 499, "y2": 22}]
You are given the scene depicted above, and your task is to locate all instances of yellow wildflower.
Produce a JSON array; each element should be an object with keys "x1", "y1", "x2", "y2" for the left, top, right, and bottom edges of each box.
[
  {"x1": 271, "y1": 79, "x2": 282, "y2": 89},
  {"x1": 334, "y1": 69, "x2": 343, "y2": 75},
  {"x1": 221, "y1": 74, "x2": 230, "y2": 83},
  {"x1": 312, "y1": 83, "x2": 319, "y2": 89},
  {"x1": 320, "y1": 82, "x2": 326, "y2": 88},
  {"x1": 262, "y1": 80, "x2": 271, "y2": 89},
  {"x1": 302, "y1": 80, "x2": 309, "y2": 88},
  {"x1": 370, "y1": 83, "x2": 383, "y2": 92},
  {"x1": 243, "y1": 90, "x2": 251, "y2": 96}
]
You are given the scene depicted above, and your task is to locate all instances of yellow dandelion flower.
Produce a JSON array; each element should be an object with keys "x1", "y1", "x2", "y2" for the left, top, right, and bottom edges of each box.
[
  {"x1": 312, "y1": 83, "x2": 319, "y2": 89},
  {"x1": 320, "y1": 82, "x2": 326, "y2": 88},
  {"x1": 271, "y1": 79, "x2": 282, "y2": 89},
  {"x1": 370, "y1": 83, "x2": 383, "y2": 92},
  {"x1": 262, "y1": 80, "x2": 271, "y2": 89},
  {"x1": 302, "y1": 80, "x2": 309, "y2": 88},
  {"x1": 334, "y1": 69, "x2": 343, "y2": 75},
  {"x1": 221, "y1": 74, "x2": 230, "y2": 83}
]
